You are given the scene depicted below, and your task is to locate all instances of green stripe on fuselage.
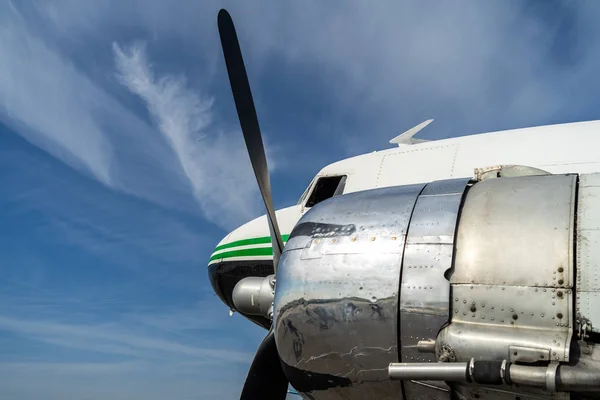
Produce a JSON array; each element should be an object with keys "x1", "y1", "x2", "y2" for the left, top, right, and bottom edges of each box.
[
  {"x1": 209, "y1": 246, "x2": 274, "y2": 262},
  {"x1": 213, "y1": 234, "x2": 290, "y2": 252}
]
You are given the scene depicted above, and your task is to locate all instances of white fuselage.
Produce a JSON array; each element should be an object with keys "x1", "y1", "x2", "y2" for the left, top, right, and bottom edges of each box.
[{"x1": 209, "y1": 119, "x2": 600, "y2": 265}]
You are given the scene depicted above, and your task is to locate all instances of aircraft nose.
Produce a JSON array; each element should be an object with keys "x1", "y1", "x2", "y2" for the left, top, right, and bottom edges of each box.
[{"x1": 206, "y1": 205, "x2": 302, "y2": 317}]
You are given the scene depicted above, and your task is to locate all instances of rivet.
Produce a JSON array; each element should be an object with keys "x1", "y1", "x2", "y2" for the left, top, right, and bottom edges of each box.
[
  {"x1": 491, "y1": 317, "x2": 495, "y2": 321},
  {"x1": 455, "y1": 310, "x2": 459, "y2": 313},
  {"x1": 558, "y1": 279, "x2": 564, "y2": 285},
  {"x1": 541, "y1": 313, "x2": 545, "y2": 317},
  {"x1": 472, "y1": 314, "x2": 476, "y2": 317},
  {"x1": 557, "y1": 292, "x2": 563, "y2": 298},
  {"x1": 535, "y1": 288, "x2": 538, "y2": 292},
  {"x1": 544, "y1": 289, "x2": 547, "y2": 292},
  {"x1": 557, "y1": 313, "x2": 563, "y2": 319},
  {"x1": 482, "y1": 304, "x2": 485, "y2": 308},
  {"x1": 510, "y1": 309, "x2": 514, "y2": 312},
  {"x1": 472, "y1": 302, "x2": 476, "y2": 306},
  {"x1": 482, "y1": 316, "x2": 485, "y2": 319},
  {"x1": 558, "y1": 267, "x2": 564, "y2": 273},
  {"x1": 491, "y1": 306, "x2": 494, "y2": 310},
  {"x1": 512, "y1": 314, "x2": 518, "y2": 320},
  {"x1": 501, "y1": 320, "x2": 505, "y2": 323},
  {"x1": 463, "y1": 312, "x2": 467, "y2": 315},
  {"x1": 463, "y1": 300, "x2": 467, "y2": 304},
  {"x1": 511, "y1": 321, "x2": 514, "y2": 325},
  {"x1": 531, "y1": 313, "x2": 534, "y2": 316},
  {"x1": 455, "y1": 298, "x2": 459, "y2": 302}
]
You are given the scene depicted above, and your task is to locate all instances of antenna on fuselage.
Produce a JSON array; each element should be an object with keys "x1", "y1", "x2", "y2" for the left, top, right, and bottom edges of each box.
[{"x1": 389, "y1": 119, "x2": 433, "y2": 146}]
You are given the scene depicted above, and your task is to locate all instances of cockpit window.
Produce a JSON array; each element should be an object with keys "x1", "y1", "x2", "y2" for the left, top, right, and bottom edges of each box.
[{"x1": 305, "y1": 175, "x2": 347, "y2": 208}]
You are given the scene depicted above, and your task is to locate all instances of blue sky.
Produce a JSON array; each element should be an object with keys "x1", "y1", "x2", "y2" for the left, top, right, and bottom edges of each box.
[{"x1": 1, "y1": 1, "x2": 599, "y2": 399}]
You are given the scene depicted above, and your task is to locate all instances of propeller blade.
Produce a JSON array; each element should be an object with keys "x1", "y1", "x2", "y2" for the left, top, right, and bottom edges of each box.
[
  {"x1": 218, "y1": 9, "x2": 284, "y2": 271},
  {"x1": 240, "y1": 329, "x2": 289, "y2": 400}
]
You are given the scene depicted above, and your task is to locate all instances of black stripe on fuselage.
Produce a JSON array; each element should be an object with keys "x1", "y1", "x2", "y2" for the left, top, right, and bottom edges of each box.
[{"x1": 208, "y1": 259, "x2": 274, "y2": 329}]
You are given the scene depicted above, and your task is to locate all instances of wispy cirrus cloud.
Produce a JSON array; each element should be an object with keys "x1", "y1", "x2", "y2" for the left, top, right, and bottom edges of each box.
[
  {"x1": 113, "y1": 42, "x2": 264, "y2": 227},
  {"x1": 0, "y1": 3, "x2": 114, "y2": 184},
  {"x1": 0, "y1": 314, "x2": 253, "y2": 364},
  {"x1": 0, "y1": 360, "x2": 247, "y2": 400},
  {"x1": 0, "y1": 2, "x2": 270, "y2": 230}
]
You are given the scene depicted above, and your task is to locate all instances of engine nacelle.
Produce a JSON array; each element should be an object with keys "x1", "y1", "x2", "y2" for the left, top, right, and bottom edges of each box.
[{"x1": 273, "y1": 172, "x2": 600, "y2": 400}]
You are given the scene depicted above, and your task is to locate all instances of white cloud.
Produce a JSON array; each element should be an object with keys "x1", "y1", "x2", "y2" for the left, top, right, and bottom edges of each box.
[
  {"x1": 113, "y1": 42, "x2": 263, "y2": 227},
  {"x1": 0, "y1": 360, "x2": 249, "y2": 400},
  {"x1": 0, "y1": 313, "x2": 254, "y2": 364},
  {"x1": 0, "y1": 2, "x2": 268, "y2": 230},
  {"x1": 0, "y1": 4, "x2": 113, "y2": 184}
]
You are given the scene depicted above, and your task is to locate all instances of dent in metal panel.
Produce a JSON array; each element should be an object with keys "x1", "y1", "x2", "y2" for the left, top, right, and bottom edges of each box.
[
  {"x1": 452, "y1": 174, "x2": 576, "y2": 288},
  {"x1": 576, "y1": 173, "x2": 600, "y2": 332},
  {"x1": 274, "y1": 183, "x2": 426, "y2": 400}
]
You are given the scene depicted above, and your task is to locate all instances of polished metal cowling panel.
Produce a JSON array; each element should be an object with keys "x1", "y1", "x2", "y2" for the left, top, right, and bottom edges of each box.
[
  {"x1": 400, "y1": 178, "x2": 470, "y2": 400},
  {"x1": 446, "y1": 174, "x2": 576, "y2": 371},
  {"x1": 273, "y1": 184, "x2": 426, "y2": 400},
  {"x1": 576, "y1": 173, "x2": 600, "y2": 333},
  {"x1": 452, "y1": 174, "x2": 576, "y2": 288},
  {"x1": 441, "y1": 285, "x2": 572, "y2": 363}
]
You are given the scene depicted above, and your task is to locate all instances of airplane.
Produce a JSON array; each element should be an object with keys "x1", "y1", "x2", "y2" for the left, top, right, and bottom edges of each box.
[{"x1": 210, "y1": 9, "x2": 600, "y2": 400}]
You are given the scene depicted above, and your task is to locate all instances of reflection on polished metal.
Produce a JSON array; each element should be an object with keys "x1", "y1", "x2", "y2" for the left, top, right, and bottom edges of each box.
[
  {"x1": 268, "y1": 172, "x2": 600, "y2": 399},
  {"x1": 388, "y1": 362, "x2": 468, "y2": 381},
  {"x1": 232, "y1": 275, "x2": 275, "y2": 318},
  {"x1": 273, "y1": 184, "x2": 426, "y2": 400},
  {"x1": 399, "y1": 178, "x2": 470, "y2": 399},
  {"x1": 444, "y1": 174, "x2": 576, "y2": 369},
  {"x1": 452, "y1": 174, "x2": 576, "y2": 288},
  {"x1": 390, "y1": 348, "x2": 600, "y2": 393}
]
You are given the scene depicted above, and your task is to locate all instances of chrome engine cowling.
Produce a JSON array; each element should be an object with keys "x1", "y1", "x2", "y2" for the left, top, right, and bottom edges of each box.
[{"x1": 273, "y1": 172, "x2": 600, "y2": 400}]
